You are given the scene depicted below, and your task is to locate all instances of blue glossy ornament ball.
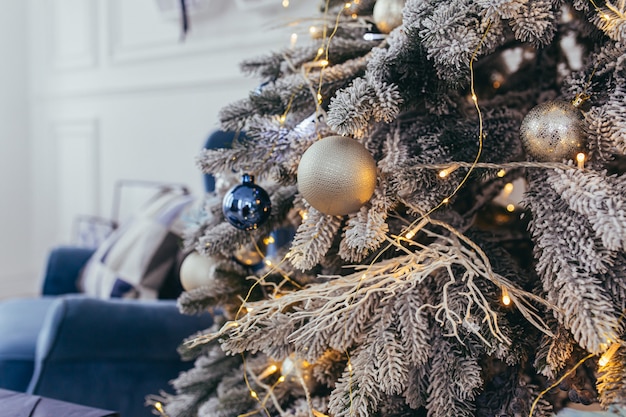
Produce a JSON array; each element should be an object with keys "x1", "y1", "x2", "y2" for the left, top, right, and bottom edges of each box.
[{"x1": 222, "y1": 174, "x2": 271, "y2": 230}]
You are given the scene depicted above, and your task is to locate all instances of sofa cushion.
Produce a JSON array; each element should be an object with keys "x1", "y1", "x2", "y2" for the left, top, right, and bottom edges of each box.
[
  {"x1": 41, "y1": 247, "x2": 95, "y2": 296},
  {"x1": 0, "y1": 298, "x2": 56, "y2": 392},
  {"x1": 79, "y1": 189, "x2": 193, "y2": 299}
]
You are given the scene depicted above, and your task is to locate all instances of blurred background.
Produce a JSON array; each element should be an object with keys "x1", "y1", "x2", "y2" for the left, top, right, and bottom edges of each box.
[{"x1": 0, "y1": 0, "x2": 310, "y2": 299}]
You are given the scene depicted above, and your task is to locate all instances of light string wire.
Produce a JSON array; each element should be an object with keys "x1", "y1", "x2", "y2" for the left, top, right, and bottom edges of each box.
[
  {"x1": 219, "y1": 4, "x2": 344, "y2": 413},
  {"x1": 316, "y1": 2, "x2": 343, "y2": 113},
  {"x1": 240, "y1": 353, "x2": 273, "y2": 417},
  {"x1": 186, "y1": 10, "x2": 577, "y2": 414},
  {"x1": 526, "y1": 28, "x2": 623, "y2": 416},
  {"x1": 528, "y1": 352, "x2": 596, "y2": 417},
  {"x1": 340, "y1": 18, "x2": 495, "y2": 292},
  {"x1": 324, "y1": 19, "x2": 497, "y2": 417},
  {"x1": 190, "y1": 1, "x2": 625, "y2": 415},
  {"x1": 233, "y1": 17, "x2": 503, "y2": 417},
  {"x1": 254, "y1": 0, "x2": 347, "y2": 173},
  {"x1": 589, "y1": 0, "x2": 626, "y2": 20},
  {"x1": 529, "y1": 308, "x2": 626, "y2": 416},
  {"x1": 191, "y1": 6, "x2": 584, "y2": 416},
  {"x1": 185, "y1": 0, "x2": 341, "y2": 337},
  {"x1": 236, "y1": 0, "x2": 333, "y2": 176},
  {"x1": 222, "y1": 0, "x2": 342, "y2": 325},
  {"x1": 410, "y1": 160, "x2": 585, "y2": 171}
]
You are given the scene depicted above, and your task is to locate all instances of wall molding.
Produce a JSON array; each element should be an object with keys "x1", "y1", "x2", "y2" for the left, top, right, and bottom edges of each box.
[
  {"x1": 49, "y1": 0, "x2": 98, "y2": 71},
  {"x1": 34, "y1": 72, "x2": 258, "y2": 100},
  {"x1": 51, "y1": 119, "x2": 101, "y2": 244},
  {"x1": 105, "y1": 0, "x2": 292, "y2": 65}
]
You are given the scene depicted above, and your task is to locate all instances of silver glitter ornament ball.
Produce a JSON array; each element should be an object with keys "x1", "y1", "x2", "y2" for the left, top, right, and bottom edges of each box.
[{"x1": 519, "y1": 100, "x2": 587, "y2": 162}]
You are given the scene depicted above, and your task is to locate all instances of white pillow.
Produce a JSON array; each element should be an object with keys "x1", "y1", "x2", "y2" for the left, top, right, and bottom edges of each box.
[{"x1": 79, "y1": 190, "x2": 194, "y2": 299}]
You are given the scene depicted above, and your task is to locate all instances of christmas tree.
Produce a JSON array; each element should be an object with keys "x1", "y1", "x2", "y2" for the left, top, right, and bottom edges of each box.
[{"x1": 154, "y1": 0, "x2": 626, "y2": 416}]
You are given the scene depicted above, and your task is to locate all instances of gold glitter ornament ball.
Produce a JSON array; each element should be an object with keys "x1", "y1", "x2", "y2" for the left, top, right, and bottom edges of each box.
[
  {"x1": 297, "y1": 136, "x2": 377, "y2": 216},
  {"x1": 519, "y1": 100, "x2": 586, "y2": 162},
  {"x1": 373, "y1": 0, "x2": 406, "y2": 34}
]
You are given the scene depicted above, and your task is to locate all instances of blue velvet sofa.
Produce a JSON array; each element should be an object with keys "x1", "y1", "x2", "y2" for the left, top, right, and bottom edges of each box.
[{"x1": 0, "y1": 247, "x2": 214, "y2": 416}]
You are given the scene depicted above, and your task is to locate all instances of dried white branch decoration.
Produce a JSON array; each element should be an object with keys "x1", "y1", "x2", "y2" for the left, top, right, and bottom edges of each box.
[{"x1": 186, "y1": 219, "x2": 552, "y2": 357}]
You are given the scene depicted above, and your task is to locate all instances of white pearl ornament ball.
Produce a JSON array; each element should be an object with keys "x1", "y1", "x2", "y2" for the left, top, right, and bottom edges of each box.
[
  {"x1": 297, "y1": 136, "x2": 377, "y2": 216},
  {"x1": 179, "y1": 251, "x2": 216, "y2": 291},
  {"x1": 373, "y1": 0, "x2": 406, "y2": 34}
]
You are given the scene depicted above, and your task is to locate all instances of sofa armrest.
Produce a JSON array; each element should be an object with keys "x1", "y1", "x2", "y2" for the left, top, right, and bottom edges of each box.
[
  {"x1": 41, "y1": 247, "x2": 95, "y2": 296},
  {"x1": 27, "y1": 295, "x2": 214, "y2": 416}
]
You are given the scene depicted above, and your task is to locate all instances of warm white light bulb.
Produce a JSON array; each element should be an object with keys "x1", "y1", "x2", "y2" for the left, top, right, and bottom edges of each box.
[
  {"x1": 439, "y1": 163, "x2": 459, "y2": 178},
  {"x1": 501, "y1": 288, "x2": 511, "y2": 306},
  {"x1": 599, "y1": 342, "x2": 620, "y2": 367},
  {"x1": 258, "y1": 364, "x2": 278, "y2": 379},
  {"x1": 598, "y1": 355, "x2": 609, "y2": 367}
]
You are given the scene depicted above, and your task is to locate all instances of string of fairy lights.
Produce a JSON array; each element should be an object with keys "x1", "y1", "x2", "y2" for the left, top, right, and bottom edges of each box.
[{"x1": 154, "y1": 1, "x2": 626, "y2": 416}]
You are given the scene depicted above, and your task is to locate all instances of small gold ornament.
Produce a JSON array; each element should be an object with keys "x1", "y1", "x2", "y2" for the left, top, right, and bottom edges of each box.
[
  {"x1": 373, "y1": 0, "x2": 406, "y2": 34},
  {"x1": 233, "y1": 237, "x2": 267, "y2": 267},
  {"x1": 519, "y1": 100, "x2": 587, "y2": 162},
  {"x1": 297, "y1": 136, "x2": 377, "y2": 216},
  {"x1": 179, "y1": 251, "x2": 216, "y2": 291}
]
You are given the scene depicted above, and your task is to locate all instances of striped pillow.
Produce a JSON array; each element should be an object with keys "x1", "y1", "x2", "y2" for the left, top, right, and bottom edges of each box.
[{"x1": 79, "y1": 189, "x2": 194, "y2": 299}]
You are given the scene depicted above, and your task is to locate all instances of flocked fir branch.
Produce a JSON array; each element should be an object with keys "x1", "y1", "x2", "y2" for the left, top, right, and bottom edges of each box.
[
  {"x1": 597, "y1": 341, "x2": 626, "y2": 411},
  {"x1": 525, "y1": 170, "x2": 621, "y2": 354},
  {"x1": 158, "y1": 0, "x2": 626, "y2": 416}
]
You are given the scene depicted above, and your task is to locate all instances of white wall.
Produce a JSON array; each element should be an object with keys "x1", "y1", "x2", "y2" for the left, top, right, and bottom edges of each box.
[
  {"x1": 0, "y1": 0, "x2": 312, "y2": 298},
  {"x1": 0, "y1": 1, "x2": 31, "y2": 298}
]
